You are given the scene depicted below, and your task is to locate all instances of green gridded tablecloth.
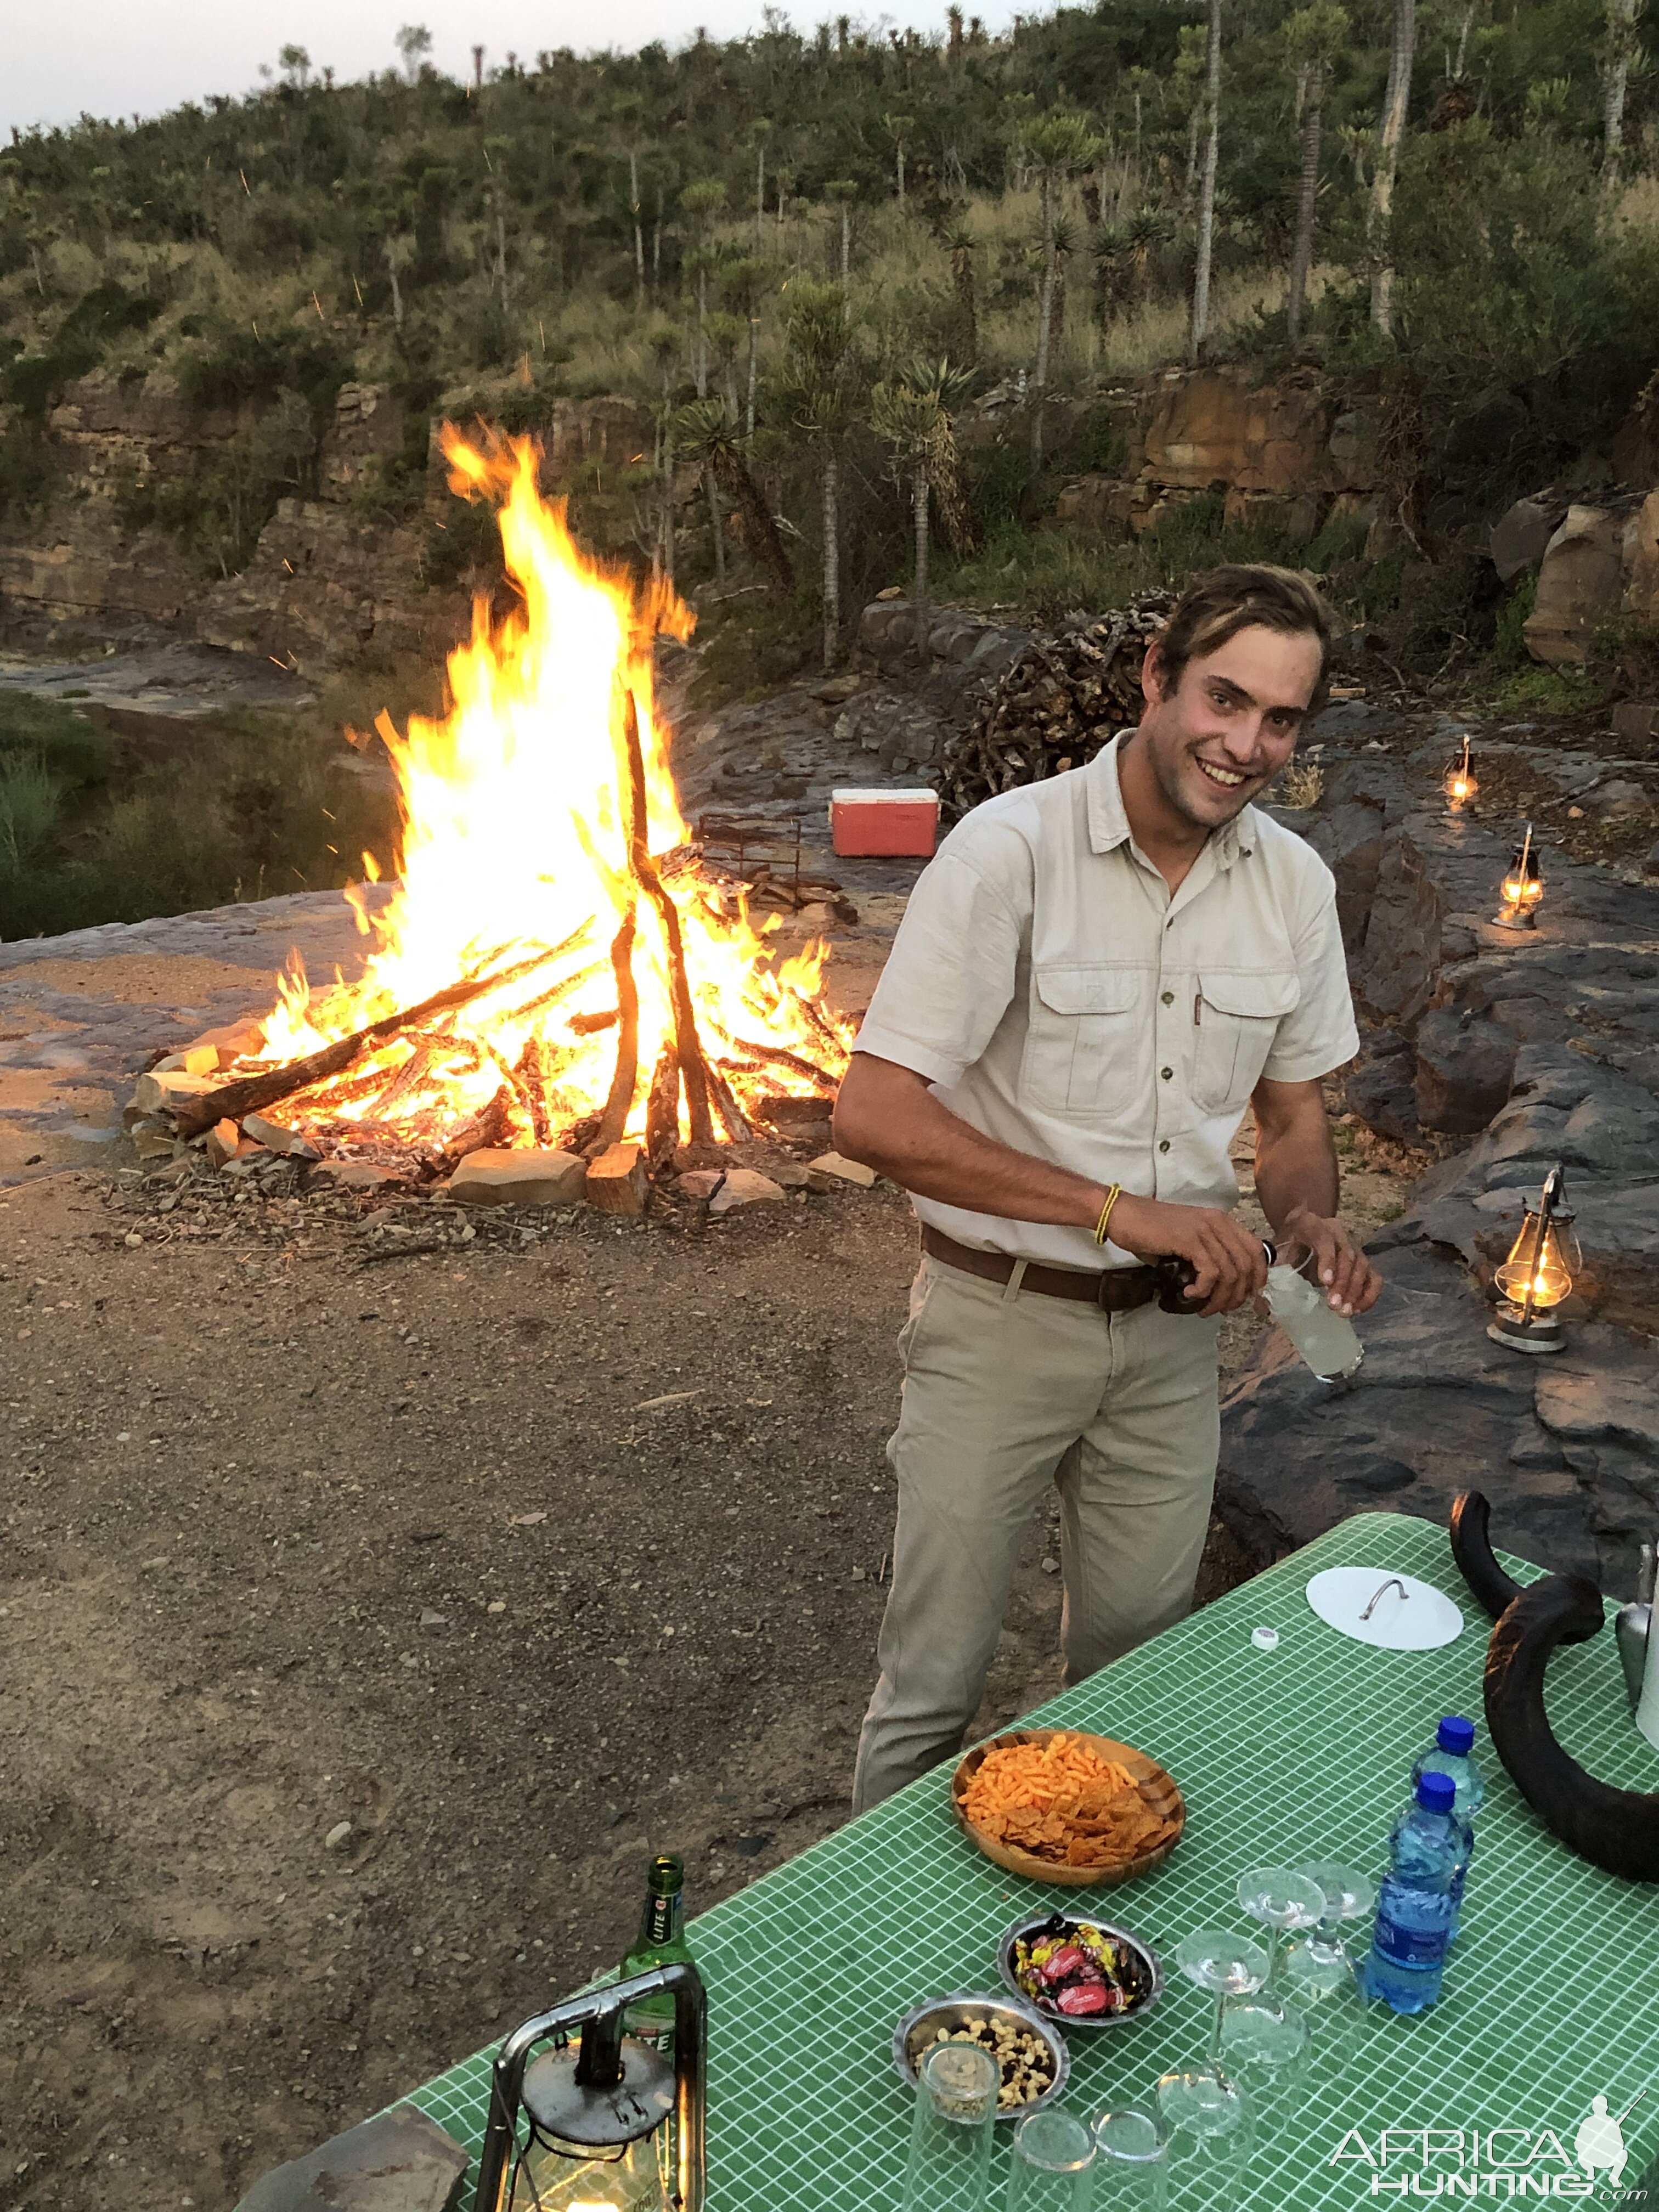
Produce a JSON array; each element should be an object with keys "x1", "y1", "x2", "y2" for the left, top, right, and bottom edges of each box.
[{"x1": 404, "y1": 1510, "x2": 1659, "y2": 2207}]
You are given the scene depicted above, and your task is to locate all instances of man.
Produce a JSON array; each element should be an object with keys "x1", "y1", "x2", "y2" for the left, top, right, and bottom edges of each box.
[{"x1": 834, "y1": 563, "x2": 1383, "y2": 1813}]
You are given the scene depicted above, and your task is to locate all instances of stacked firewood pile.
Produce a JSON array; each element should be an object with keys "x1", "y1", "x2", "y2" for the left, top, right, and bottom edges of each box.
[{"x1": 934, "y1": 592, "x2": 1175, "y2": 820}]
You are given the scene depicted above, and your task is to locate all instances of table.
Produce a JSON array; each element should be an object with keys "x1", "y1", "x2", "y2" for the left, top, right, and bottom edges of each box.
[{"x1": 403, "y1": 1510, "x2": 1659, "y2": 2207}]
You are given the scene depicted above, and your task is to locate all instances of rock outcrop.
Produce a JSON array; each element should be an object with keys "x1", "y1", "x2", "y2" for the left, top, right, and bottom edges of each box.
[
  {"x1": 1049, "y1": 363, "x2": 1384, "y2": 543},
  {"x1": 1217, "y1": 725, "x2": 1659, "y2": 1598},
  {"x1": 0, "y1": 375, "x2": 651, "y2": 672}
]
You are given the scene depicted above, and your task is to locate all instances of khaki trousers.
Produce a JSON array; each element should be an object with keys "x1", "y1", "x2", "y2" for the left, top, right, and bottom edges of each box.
[{"x1": 851, "y1": 1255, "x2": 1221, "y2": 1814}]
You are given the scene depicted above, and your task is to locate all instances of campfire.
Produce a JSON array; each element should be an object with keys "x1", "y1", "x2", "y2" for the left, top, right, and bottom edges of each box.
[{"x1": 145, "y1": 428, "x2": 854, "y2": 1207}]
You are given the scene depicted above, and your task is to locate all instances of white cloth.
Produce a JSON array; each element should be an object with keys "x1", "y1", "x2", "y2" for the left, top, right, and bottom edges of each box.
[{"x1": 853, "y1": 734, "x2": 1359, "y2": 1271}]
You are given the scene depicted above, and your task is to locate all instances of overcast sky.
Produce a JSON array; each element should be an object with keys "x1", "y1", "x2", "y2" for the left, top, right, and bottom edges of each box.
[{"x1": 5, "y1": 1, "x2": 1007, "y2": 141}]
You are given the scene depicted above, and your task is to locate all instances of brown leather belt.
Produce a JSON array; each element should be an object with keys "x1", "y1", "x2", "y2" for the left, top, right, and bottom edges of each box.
[{"x1": 922, "y1": 1223, "x2": 1162, "y2": 1312}]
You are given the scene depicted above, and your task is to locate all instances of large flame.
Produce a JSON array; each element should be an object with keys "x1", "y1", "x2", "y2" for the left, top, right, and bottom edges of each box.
[{"x1": 255, "y1": 427, "x2": 850, "y2": 1153}]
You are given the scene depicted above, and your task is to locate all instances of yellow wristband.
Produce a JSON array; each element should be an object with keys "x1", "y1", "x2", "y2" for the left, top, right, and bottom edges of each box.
[{"x1": 1093, "y1": 1183, "x2": 1123, "y2": 1246}]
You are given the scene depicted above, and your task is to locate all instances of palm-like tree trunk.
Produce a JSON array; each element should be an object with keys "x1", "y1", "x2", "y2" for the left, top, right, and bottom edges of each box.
[
  {"x1": 821, "y1": 451, "x2": 840, "y2": 671},
  {"x1": 1603, "y1": 0, "x2": 1641, "y2": 174},
  {"x1": 1189, "y1": 0, "x2": 1222, "y2": 362},
  {"x1": 629, "y1": 150, "x2": 645, "y2": 307},
  {"x1": 705, "y1": 469, "x2": 726, "y2": 585},
  {"x1": 1032, "y1": 171, "x2": 1056, "y2": 469},
  {"x1": 952, "y1": 244, "x2": 978, "y2": 364},
  {"x1": 911, "y1": 456, "x2": 930, "y2": 627},
  {"x1": 746, "y1": 319, "x2": 759, "y2": 434},
  {"x1": 712, "y1": 449, "x2": 794, "y2": 597},
  {"x1": 695, "y1": 267, "x2": 709, "y2": 397},
  {"x1": 1370, "y1": 0, "x2": 1415, "y2": 335},
  {"x1": 1286, "y1": 63, "x2": 1323, "y2": 345}
]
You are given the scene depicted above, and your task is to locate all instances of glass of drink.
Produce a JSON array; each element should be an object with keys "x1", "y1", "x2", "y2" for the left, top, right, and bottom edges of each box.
[
  {"x1": 1091, "y1": 2107, "x2": 1170, "y2": 2207},
  {"x1": 1226, "y1": 1867, "x2": 1325, "y2": 2064},
  {"x1": 1004, "y1": 2107, "x2": 1096, "y2": 2211},
  {"x1": 902, "y1": 2040, "x2": 998, "y2": 2212},
  {"x1": 1155, "y1": 1929, "x2": 1267, "y2": 2132}
]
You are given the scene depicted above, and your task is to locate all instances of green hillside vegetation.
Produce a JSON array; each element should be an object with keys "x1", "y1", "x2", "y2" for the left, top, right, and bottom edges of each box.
[{"x1": 1, "y1": 4, "x2": 1657, "y2": 934}]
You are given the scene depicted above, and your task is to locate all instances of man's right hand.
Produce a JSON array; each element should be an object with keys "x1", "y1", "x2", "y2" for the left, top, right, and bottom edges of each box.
[{"x1": 1107, "y1": 1193, "x2": 1268, "y2": 1317}]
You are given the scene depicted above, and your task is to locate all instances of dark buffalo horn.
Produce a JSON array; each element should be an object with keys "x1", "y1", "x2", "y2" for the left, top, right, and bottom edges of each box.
[{"x1": 1450, "y1": 1489, "x2": 1598, "y2": 1643}]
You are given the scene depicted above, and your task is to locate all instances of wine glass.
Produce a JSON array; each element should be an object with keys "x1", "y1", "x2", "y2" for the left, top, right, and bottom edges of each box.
[
  {"x1": 1225, "y1": 1867, "x2": 1325, "y2": 2065},
  {"x1": 1282, "y1": 1861, "x2": 1378, "y2": 2067},
  {"x1": 1155, "y1": 1929, "x2": 1268, "y2": 2132}
]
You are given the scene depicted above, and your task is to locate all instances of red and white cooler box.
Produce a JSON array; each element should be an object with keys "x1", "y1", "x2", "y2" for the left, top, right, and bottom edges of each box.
[{"x1": 829, "y1": 787, "x2": 940, "y2": 859}]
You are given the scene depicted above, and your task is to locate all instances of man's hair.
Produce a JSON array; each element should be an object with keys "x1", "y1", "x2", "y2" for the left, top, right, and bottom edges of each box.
[{"x1": 1152, "y1": 563, "x2": 1334, "y2": 714}]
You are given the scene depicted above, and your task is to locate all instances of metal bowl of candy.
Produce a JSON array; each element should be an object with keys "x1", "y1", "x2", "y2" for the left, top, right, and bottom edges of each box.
[
  {"x1": 892, "y1": 1993, "x2": 1070, "y2": 2120},
  {"x1": 996, "y1": 1911, "x2": 1164, "y2": 2030}
]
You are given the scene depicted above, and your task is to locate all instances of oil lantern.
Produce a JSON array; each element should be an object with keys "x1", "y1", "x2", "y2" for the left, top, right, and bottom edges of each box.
[
  {"x1": 1492, "y1": 823, "x2": 1544, "y2": 930},
  {"x1": 1488, "y1": 1165, "x2": 1581, "y2": 1355},
  {"x1": 473, "y1": 1962, "x2": 705, "y2": 2212},
  {"x1": 1443, "y1": 735, "x2": 1478, "y2": 809}
]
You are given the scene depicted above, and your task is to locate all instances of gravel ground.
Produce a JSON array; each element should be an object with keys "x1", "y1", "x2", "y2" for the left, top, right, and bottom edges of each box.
[{"x1": 0, "y1": 1107, "x2": 1415, "y2": 2212}]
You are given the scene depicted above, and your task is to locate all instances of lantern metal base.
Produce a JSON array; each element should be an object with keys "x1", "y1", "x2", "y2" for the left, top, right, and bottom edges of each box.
[
  {"x1": 1487, "y1": 1302, "x2": 1567, "y2": 1354},
  {"x1": 1490, "y1": 906, "x2": 1537, "y2": 931}
]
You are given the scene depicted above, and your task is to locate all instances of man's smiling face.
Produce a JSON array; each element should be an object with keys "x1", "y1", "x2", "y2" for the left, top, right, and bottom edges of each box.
[{"x1": 1136, "y1": 624, "x2": 1323, "y2": 832}]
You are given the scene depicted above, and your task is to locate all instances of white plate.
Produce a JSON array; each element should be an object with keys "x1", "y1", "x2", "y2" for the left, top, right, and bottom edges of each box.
[{"x1": 1305, "y1": 1566, "x2": 1465, "y2": 1650}]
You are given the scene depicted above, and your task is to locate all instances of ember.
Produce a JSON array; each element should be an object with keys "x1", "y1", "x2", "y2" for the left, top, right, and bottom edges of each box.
[{"x1": 171, "y1": 428, "x2": 854, "y2": 1182}]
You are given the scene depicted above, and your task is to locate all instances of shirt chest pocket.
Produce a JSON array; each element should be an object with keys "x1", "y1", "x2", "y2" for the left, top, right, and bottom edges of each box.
[
  {"x1": 1191, "y1": 969, "x2": 1301, "y2": 1115},
  {"x1": 1021, "y1": 965, "x2": 1145, "y2": 1118}
]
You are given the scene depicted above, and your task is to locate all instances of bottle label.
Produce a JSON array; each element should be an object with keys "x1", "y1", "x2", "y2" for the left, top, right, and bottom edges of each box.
[
  {"x1": 644, "y1": 1895, "x2": 678, "y2": 1947},
  {"x1": 1374, "y1": 1905, "x2": 1449, "y2": 1968}
]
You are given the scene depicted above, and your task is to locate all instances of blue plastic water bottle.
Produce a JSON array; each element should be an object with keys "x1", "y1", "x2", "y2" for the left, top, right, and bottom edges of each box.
[
  {"x1": 1361, "y1": 1771, "x2": 1465, "y2": 2015},
  {"x1": 1410, "y1": 1716, "x2": 1483, "y2": 1942}
]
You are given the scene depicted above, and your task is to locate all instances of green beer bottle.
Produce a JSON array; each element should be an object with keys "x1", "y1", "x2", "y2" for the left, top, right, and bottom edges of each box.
[{"x1": 621, "y1": 1853, "x2": 692, "y2": 2050}]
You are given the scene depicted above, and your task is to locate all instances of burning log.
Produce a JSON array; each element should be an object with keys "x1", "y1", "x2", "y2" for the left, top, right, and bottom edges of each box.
[
  {"x1": 933, "y1": 593, "x2": 1172, "y2": 821},
  {"x1": 620, "y1": 691, "x2": 715, "y2": 1147},
  {"x1": 645, "y1": 1046, "x2": 681, "y2": 1166},
  {"x1": 595, "y1": 911, "x2": 641, "y2": 1152},
  {"x1": 173, "y1": 942, "x2": 582, "y2": 1139},
  {"x1": 443, "y1": 1085, "x2": 514, "y2": 1163},
  {"x1": 703, "y1": 1062, "x2": 754, "y2": 1143},
  {"x1": 516, "y1": 1036, "x2": 555, "y2": 1148}
]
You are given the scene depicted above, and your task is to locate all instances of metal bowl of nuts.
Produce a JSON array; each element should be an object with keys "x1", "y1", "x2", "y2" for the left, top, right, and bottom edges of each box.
[{"x1": 891, "y1": 1993, "x2": 1069, "y2": 2120}]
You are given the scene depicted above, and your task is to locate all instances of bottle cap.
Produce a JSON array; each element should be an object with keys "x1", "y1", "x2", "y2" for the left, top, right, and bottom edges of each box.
[
  {"x1": 1417, "y1": 1770, "x2": 1456, "y2": 1814},
  {"x1": 1437, "y1": 1715, "x2": 1476, "y2": 1756}
]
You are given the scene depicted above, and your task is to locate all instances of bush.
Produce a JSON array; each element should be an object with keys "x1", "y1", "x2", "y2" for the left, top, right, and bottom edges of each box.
[{"x1": 177, "y1": 321, "x2": 347, "y2": 414}]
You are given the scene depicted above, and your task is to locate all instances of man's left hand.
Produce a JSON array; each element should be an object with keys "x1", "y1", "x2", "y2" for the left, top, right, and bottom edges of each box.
[{"x1": 1277, "y1": 1209, "x2": 1383, "y2": 1316}]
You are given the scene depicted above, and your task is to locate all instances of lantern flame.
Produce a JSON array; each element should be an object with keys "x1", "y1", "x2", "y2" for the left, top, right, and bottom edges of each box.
[{"x1": 246, "y1": 427, "x2": 853, "y2": 1153}]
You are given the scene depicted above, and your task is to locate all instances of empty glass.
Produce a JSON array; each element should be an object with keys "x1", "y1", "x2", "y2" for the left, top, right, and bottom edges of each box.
[
  {"x1": 1091, "y1": 2107, "x2": 1169, "y2": 2208},
  {"x1": 1159, "y1": 2089, "x2": 1254, "y2": 2210},
  {"x1": 1283, "y1": 1861, "x2": 1377, "y2": 2069},
  {"x1": 1005, "y1": 2106, "x2": 1095, "y2": 2212},
  {"x1": 1226, "y1": 1867, "x2": 1325, "y2": 2065},
  {"x1": 903, "y1": 2040, "x2": 999, "y2": 2212},
  {"x1": 1158, "y1": 1928, "x2": 1268, "y2": 2128}
]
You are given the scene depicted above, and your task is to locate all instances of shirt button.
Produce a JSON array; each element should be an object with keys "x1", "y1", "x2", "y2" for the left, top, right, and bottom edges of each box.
[
  {"x1": 1161, "y1": 990, "x2": 1174, "y2": 1006},
  {"x1": 1158, "y1": 1138, "x2": 1171, "y2": 1153},
  {"x1": 1160, "y1": 1066, "x2": 1173, "y2": 1081}
]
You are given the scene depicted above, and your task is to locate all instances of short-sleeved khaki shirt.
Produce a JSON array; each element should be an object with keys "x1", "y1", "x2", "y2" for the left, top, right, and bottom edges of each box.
[{"x1": 853, "y1": 734, "x2": 1359, "y2": 1272}]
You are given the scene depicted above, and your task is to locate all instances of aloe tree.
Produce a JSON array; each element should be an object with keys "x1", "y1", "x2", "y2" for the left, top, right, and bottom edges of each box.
[
  {"x1": 884, "y1": 111, "x2": 915, "y2": 203},
  {"x1": 1283, "y1": 2, "x2": 1348, "y2": 345},
  {"x1": 907, "y1": 356, "x2": 980, "y2": 558},
  {"x1": 825, "y1": 179, "x2": 858, "y2": 311},
  {"x1": 1189, "y1": 0, "x2": 1223, "y2": 361},
  {"x1": 872, "y1": 376, "x2": 942, "y2": 627},
  {"x1": 1369, "y1": 0, "x2": 1417, "y2": 335},
  {"x1": 780, "y1": 281, "x2": 862, "y2": 668},
  {"x1": 674, "y1": 399, "x2": 794, "y2": 600},
  {"x1": 1018, "y1": 111, "x2": 1101, "y2": 466},
  {"x1": 718, "y1": 257, "x2": 768, "y2": 432},
  {"x1": 680, "y1": 178, "x2": 727, "y2": 396}
]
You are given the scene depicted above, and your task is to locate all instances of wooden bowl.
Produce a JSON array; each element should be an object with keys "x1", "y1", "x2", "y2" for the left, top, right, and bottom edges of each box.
[{"x1": 951, "y1": 1726, "x2": 1185, "y2": 1888}]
